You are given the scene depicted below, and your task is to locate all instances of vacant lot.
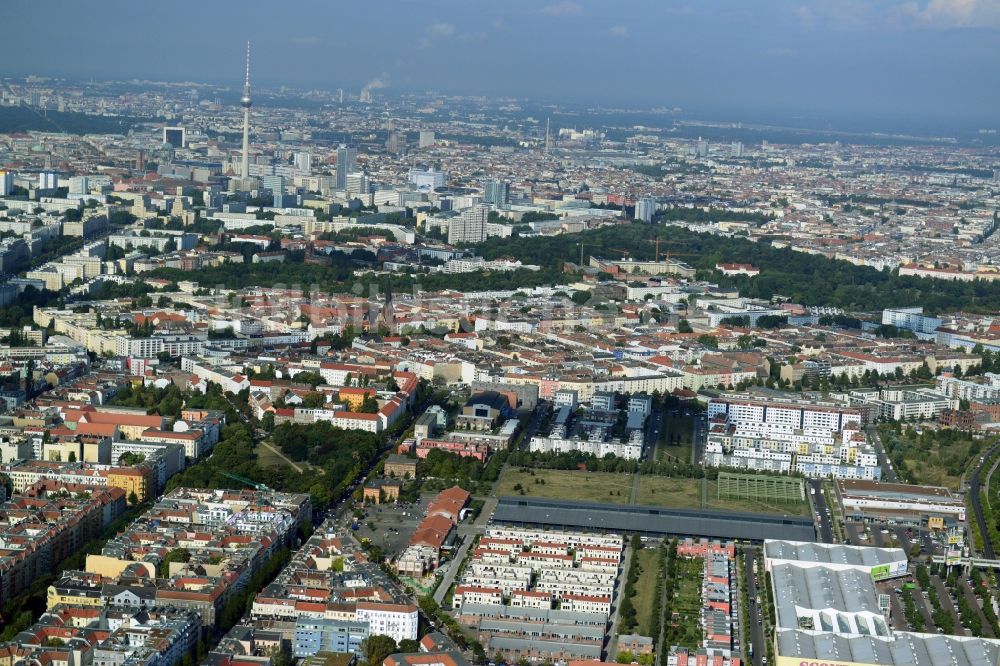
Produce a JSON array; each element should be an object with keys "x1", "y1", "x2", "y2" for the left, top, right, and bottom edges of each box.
[
  {"x1": 494, "y1": 468, "x2": 633, "y2": 503},
  {"x1": 878, "y1": 424, "x2": 984, "y2": 491}
]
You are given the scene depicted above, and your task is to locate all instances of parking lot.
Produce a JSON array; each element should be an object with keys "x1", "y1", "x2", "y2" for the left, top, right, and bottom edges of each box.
[{"x1": 351, "y1": 496, "x2": 433, "y2": 558}]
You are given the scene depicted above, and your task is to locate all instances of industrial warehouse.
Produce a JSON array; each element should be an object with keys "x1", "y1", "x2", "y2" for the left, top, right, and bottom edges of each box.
[{"x1": 764, "y1": 539, "x2": 1000, "y2": 666}]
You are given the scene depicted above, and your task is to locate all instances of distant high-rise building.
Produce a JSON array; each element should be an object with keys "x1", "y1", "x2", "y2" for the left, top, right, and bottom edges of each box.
[
  {"x1": 418, "y1": 131, "x2": 435, "y2": 148},
  {"x1": 336, "y1": 88, "x2": 344, "y2": 104},
  {"x1": 484, "y1": 179, "x2": 510, "y2": 207},
  {"x1": 359, "y1": 88, "x2": 372, "y2": 103},
  {"x1": 68, "y1": 176, "x2": 89, "y2": 196},
  {"x1": 262, "y1": 174, "x2": 285, "y2": 195},
  {"x1": 29, "y1": 92, "x2": 41, "y2": 108},
  {"x1": 731, "y1": 141, "x2": 744, "y2": 158},
  {"x1": 636, "y1": 196, "x2": 656, "y2": 223},
  {"x1": 408, "y1": 168, "x2": 446, "y2": 191},
  {"x1": 294, "y1": 151, "x2": 312, "y2": 174},
  {"x1": 264, "y1": 173, "x2": 290, "y2": 208},
  {"x1": 38, "y1": 172, "x2": 58, "y2": 190},
  {"x1": 449, "y1": 205, "x2": 489, "y2": 244},
  {"x1": 240, "y1": 41, "x2": 253, "y2": 182},
  {"x1": 386, "y1": 131, "x2": 405, "y2": 155},
  {"x1": 336, "y1": 146, "x2": 357, "y2": 190},
  {"x1": 0, "y1": 170, "x2": 13, "y2": 196},
  {"x1": 345, "y1": 172, "x2": 369, "y2": 197},
  {"x1": 696, "y1": 138, "x2": 709, "y2": 158},
  {"x1": 163, "y1": 126, "x2": 186, "y2": 149}
]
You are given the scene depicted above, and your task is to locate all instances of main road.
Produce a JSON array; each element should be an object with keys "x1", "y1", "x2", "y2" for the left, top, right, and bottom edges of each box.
[
  {"x1": 810, "y1": 479, "x2": 835, "y2": 544},
  {"x1": 866, "y1": 425, "x2": 898, "y2": 483},
  {"x1": 742, "y1": 547, "x2": 767, "y2": 666},
  {"x1": 967, "y1": 445, "x2": 999, "y2": 559}
]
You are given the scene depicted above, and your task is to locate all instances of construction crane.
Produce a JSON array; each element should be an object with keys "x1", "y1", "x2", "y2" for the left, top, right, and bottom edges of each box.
[
  {"x1": 650, "y1": 236, "x2": 697, "y2": 262},
  {"x1": 609, "y1": 248, "x2": 632, "y2": 259},
  {"x1": 221, "y1": 471, "x2": 271, "y2": 492}
]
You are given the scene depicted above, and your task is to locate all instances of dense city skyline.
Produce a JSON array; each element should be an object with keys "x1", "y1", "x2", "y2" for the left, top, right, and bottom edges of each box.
[{"x1": 6, "y1": 0, "x2": 1000, "y2": 130}]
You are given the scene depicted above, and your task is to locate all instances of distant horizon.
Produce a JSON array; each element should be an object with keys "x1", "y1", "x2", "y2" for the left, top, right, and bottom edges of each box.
[
  {"x1": 4, "y1": 72, "x2": 996, "y2": 142},
  {"x1": 4, "y1": 0, "x2": 999, "y2": 135}
]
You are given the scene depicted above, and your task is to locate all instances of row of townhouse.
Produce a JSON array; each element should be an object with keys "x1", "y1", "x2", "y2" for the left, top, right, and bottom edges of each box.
[{"x1": 0, "y1": 485, "x2": 126, "y2": 608}]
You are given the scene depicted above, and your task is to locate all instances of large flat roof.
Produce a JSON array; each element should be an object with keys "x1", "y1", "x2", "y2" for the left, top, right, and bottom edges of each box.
[
  {"x1": 492, "y1": 496, "x2": 816, "y2": 542},
  {"x1": 777, "y1": 629, "x2": 1000, "y2": 666},
  {"x1": 837, "y1": 479, "x2": 959, "y2": 503},
  {"x1": 764, "y1": 540, "x2": 907, "y2": 568}
]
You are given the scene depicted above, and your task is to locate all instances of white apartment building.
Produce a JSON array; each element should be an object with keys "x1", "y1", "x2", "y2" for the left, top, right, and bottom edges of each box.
[{"x1": 353, "y1": 602, "x2": 418, "y2": 643}]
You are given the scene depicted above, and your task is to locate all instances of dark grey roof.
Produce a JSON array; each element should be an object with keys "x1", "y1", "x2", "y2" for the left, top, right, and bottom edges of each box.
[
  {"x1": 466, "y1": 391, "x2": 509, "y2": 410},
  {"x1": 493, "y1": 496, "x2": 816, "y2": 542}
]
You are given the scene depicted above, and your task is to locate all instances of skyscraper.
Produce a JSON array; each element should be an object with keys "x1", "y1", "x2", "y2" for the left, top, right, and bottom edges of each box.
[
  {"x1": 240, "y1": 41, "x2": 252, "y2": 182},
  {"x1": 636, "y1": 197, "x2": 656, "y2": 223},
  {"x1": 0, "y1": 170, "x2": 13, "y2": 197},
  {"x1": 696, "y1": 138, "x2": 709, "y2": 158},
  {"x1": 336, "y1": 146, "x2": 357, "y2": 190},
  {"x1": 484, "y1": 179, "x2": 510, "y2": 207},
  {"x1": 418, "y1": 131, "x2": 435, "y2": 149},
  {"x1": 448, "y1": 205, "x2": 489, "y2": 245},
  {"x1": 294, "y1": 151, "x2": 312, "y2": 174},
  {"x1": 163, "y1": 126, "x2": 186, "y2": 149}
]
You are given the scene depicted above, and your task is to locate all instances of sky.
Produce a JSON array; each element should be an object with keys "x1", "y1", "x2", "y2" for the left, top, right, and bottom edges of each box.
[{"x1": 6, "y1": 0, "x2": 1000, "y2": 131}]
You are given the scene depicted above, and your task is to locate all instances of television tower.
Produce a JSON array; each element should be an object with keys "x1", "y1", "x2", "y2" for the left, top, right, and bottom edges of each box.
[{"x1": 240, "y1": 41, "x2": 252, "y2": 181}]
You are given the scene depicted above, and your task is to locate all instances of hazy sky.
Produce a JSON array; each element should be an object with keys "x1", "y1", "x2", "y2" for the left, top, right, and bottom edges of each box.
[{"x1": 7, "y1": 0, "x2": 1000, "y2": 128}]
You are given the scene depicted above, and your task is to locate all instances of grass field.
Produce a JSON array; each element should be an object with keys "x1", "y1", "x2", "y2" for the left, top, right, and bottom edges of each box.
[
  {"x1": 632, "y1": 548, "x2": 664, "y2": 636},
  {"x1": 658, "y1": 412, "x2": 694, "y2": 463},
  {"x1": 256, "y1": 441, "x2": 317, "y2": 474},
  {"x1": 494, "y1": 468, "x2": 634, "y2": 503},
  {"x1": 634, "y1": 476, "x2": 703, "y2": 509},
  {"x1": 634, "y1": 477, "x2": 811, "y2": 516}
]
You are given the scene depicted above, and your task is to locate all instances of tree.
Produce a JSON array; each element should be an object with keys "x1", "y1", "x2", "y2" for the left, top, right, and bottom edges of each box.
[
  {"x1": 398, "y1": 639, "x2": 421, "y2": 653},
  {"x1": 677, "y1": 319, "x2": 693, "y2": 334},
  {"x1": 698, "y1": 334, "x2": 719, "y2": 349},
  {"x1": 571, "y1": 290, "x2": 592, "y2": 305},
  {"x1": 362, "y1": 635, "x2": 397, "y2": 666},
  {"x1": 128, "y1": 491, "x2": 139, "y2": 505}
]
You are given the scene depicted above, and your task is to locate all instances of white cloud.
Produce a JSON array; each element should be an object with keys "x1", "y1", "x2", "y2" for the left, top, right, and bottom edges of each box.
[
  {"x1": 541, "y1": 1, "x2": 583, "y2": 16},
  {"x1": 794, "y1": 0, "x2": 1000, "y2": 30},
  {"x1": 914, "y1": 0, "x2": 1000, "y2": 27},
  {"x1": 609, "y1": 25, "x2": 628, "y2": 37},
  {"x1": 427, "y1": 22, "x2": 456, "y2": 38}
]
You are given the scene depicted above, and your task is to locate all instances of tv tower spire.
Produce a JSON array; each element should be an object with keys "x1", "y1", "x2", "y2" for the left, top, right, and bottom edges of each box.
[{"x1": 240, "y1": 41, "x2": 252, "y2": 182}]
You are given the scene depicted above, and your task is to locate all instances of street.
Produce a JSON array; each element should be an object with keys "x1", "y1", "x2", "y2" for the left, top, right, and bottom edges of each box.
[
  {"x1": 810, "y1": 479, "x2": 834, "y2": 544},
  {"x1": 866, "y1": 425, "x2": 898, "y2": 483},
  {"x1": 742, "y1": 547, "x2": 767, "y2": 666},
  {"x1": 968, "y1": 445, "x2": 999, "y2": 559}
]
